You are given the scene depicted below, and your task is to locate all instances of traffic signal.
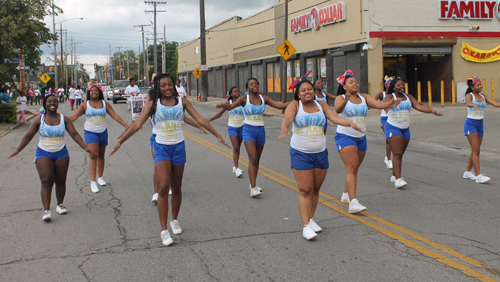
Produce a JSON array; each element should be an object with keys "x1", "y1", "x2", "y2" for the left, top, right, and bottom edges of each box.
[
  {"x1": 148, "y1": 65, "x2": 151, "y2": 71},
  {"x1": 81, "y1": 64, "x2": 84, "y2": 69},
  {"x1": 104, "y1": 66, "x2": 107, "y2": 71},
  {"x1": 49, "y1": 66, "x2": 53, "y2": 71},
  {"x1": 94, "y1": 63, "x2": 97, "y2": 69}
]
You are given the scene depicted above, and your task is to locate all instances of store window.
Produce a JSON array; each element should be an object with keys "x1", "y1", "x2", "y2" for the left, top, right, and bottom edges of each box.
[{"x1": 267, "y1": 62, "x2": 280, "y2": 92}]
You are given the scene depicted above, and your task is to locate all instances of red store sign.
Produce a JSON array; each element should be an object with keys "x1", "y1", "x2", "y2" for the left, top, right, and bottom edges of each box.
[
  {"x1": 291, "y1": 1, "x2": 346, "y2": 33},
  {"x1": 439, "y1": 0, "x2": 500, "y2": 19}
]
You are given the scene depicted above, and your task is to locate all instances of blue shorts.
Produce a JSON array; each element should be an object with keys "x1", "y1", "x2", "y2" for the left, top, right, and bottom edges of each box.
[
  {"x1": 380, "y1": 116, "x2": 388, "y2": 127},
  {"x1": 324, "y1": 122, "x2": 328, "y2": 131},
  {"x1": 464, "y1": 118, "x2": 483, "y2": 137},
  {"x1": 290, "y1": 147, "x2": 329, "y2": 170},
  {"x1": 242, "y1": 124, "x2": 266, "y2": 146},
  {"x1": 35, "y1": 146, "x2": 69, "y2": 162},
  {"x1": 154, "y1": 141, "x2": 186, "y2": 165},
  {"x1": 84, "y1": 129, "x2": 108, "y2": 147},
  {"x1": 150, "y1": 134, "x2": 156, "y2": 149},
  {"x1": 228, "y1": 126, "x2": 243, "y2": 139},
  {"x1": 335, "y1": 133, "x2": 367, "y2": 152},
  {"x1": 384, "y1": 122, "x2": 411, "y2": 140}
]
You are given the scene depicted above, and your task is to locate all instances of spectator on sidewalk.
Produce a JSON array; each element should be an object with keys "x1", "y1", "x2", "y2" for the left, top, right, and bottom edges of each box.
[
  {"x1": 75, "y1": 86, "x2": 83, "y2": 108},
  {"x1": 34, "y1": 87, "x2": 41, "y2": 105},
  {"x1": 58, "y1": 86, "x2": 65, "y2": 103},
  {"x1": 175, "y1": 79, "x2": 186, "y2": 98},
  {"x1": 27, "y1": 88, "x2": 34, "y2": 105},
  {"x1": 1, "y1": 88, "x2": 10, "y2": 104},
  {"x1": 16, "y1": 91, "x2": 27, "y2": 123}
]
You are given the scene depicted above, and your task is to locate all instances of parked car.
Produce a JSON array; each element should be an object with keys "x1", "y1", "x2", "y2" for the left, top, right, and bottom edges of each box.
[{"x1": 112, "y1": 80, "x2": 130, "y2": 104}]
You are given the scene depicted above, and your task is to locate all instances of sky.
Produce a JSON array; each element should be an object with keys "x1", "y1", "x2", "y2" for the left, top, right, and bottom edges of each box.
[{"x1": 42, "y1": 0, "x2": 279, "y2": 78}]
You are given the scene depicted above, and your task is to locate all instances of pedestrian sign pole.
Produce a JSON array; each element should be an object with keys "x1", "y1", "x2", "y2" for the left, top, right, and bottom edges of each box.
[
  {"x1": 40, "y1": 73, "x2": 51, "y2": 84},
  {"x1": 193, "y1": 67, "x2": 201, "y2": 79},
  {"x1": 277, "y1": 39, "x2": 296, "y2": 61}
]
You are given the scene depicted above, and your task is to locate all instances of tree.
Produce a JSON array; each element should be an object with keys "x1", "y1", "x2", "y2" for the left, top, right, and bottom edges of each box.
[
  {"x1": 0, "y1": 0, "x2": 60, "y2": 84},
  {"x1": 140, "y1": 41, "x2": 179, "y2": 81}
]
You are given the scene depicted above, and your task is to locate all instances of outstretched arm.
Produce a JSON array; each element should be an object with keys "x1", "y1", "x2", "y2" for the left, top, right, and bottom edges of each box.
[
  {"x1": 184, "y1": 115, "x2": 209, "y2": 134},
  {"x1": 409, "y1": 95, "x2": 442, "y2": 115},
  {"x1": 334, "y1": 93, "x2": 349, "y2": 113},
  {"x1": 324, "y1": 92, "x2": 337, "y2": 100},
  {"x1": 484, "y1": 95, "x2": 500, "y2": 107},
  {"x1": 208, "y1": 107, "x2": 226, "y2": 122},
  {"x1": 363, "y1": 94, "x2": 401, "y2": 109},
  {"x1": 184, "y1": 99, "x2": 230, "y2": 148},
  {"x1": 69, "y1": 102, "x2": 85, "y2": 122},
  {"x1": 108, "y1": 101, "x2": 153, "y2": 157},
  {"x1": 264, "y1": 96, "x2": 290, "y2": 109},
  {"x1": 217, "y1": 96, "x2": 245, "y2": 111},
  {"x1": 8, "y1": 117, "x2": 41, "y2": 158},
  {"x1": 322, "y1": 101, "x2": 363, "y2": 133},
  {"x1": 279, "y1": 100, "x2": 298, "y2": 138},
  {"x1": 105, "y1": 101, "x2": 129, "y2": 128},
  {"x1": 64, "y1": 116, "x2": 92, "y2": 156}
]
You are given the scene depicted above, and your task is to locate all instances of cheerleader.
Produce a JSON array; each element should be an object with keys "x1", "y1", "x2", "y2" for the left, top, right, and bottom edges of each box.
[{"x1": 374, "y1": 75, "x2": 395, "y2": 169}]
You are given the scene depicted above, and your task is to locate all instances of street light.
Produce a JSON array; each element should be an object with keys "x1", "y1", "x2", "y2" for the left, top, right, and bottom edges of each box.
[{"x1": 53, "y1": 17, "x2": 83, "y2": 88}]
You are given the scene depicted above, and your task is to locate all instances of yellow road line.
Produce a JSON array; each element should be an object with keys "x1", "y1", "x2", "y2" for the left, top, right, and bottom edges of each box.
[{"x1": 183, "y1": 130, "x2": 499, "y2": 282}]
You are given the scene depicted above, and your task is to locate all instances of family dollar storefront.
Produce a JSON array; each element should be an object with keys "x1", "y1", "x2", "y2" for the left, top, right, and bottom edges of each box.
[{"x1": 367, "y1": 0, "x2": 500, "y2": 102}]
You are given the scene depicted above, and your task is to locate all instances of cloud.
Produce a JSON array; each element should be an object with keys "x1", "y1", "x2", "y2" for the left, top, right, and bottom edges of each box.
[{"x1": 42, "y1": 0, "x2": 279, "y2": 78}]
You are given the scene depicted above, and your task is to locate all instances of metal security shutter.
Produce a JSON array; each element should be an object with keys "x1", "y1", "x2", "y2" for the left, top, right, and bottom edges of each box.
[
  {"x1": 333, "y1": 55, "x2": 347, "y2": 93},
  {"x1": 238, "y1": 66, "x2": 249, "y2": 91},
  {"x1": 383, "y1": 46, "x2": 452, "y2": 55},
  {"x1": 216, "y1": 69, "x2": 223, "y2": 97},
  {"x1": 226, "y1": 68, "x2": 235, "y2": 91}
]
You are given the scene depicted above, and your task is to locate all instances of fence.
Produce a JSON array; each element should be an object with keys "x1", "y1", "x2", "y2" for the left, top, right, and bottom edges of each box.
[{"x1": 369, "y1": 79, "x2": 498, "y2": 107}]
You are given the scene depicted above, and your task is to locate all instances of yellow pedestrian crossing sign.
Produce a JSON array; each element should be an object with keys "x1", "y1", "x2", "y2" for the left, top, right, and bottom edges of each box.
[
  {"x1": 193, "y1": 67, "x2": 201, "y2": 79},
  {"x1": 40, "y1": 73, "x2": 51, "y2": 84},
  {"x1": 277, "y1": 39, "x2": 296, "y2": 61}
]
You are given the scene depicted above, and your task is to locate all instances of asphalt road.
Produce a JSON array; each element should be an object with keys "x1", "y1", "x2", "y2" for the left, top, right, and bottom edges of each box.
[{"x1": 1, "y1": 97, "x2": 499, "y2": 281}]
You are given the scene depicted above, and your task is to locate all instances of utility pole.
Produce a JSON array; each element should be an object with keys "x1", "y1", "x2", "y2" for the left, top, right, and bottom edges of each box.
[
  {"x1": 200, "y1": 0, "x2": 208, "y2": 101},
  {"x1": 146, "y1": 38, "x2": 150, "y2": 82},
  {"x1": 126, "y1": 51, "x2": 130, "y2": 78},
  {"x1": 19, "y1": 49, "x2": 26, "y2": 95},
  {"x1": 52, "y1": 0, "x2": 58, "y2": 88},
  {"x1": 162, "y1": 25, "x2": 166, "y2": 73},
  {"x1": 116, "y1": 47, "x2": 123, "y2": 79},
  {"x1": 138, "y1": 46, "x2": 141, "y2": 85},
  {"x1": 144, "y1": 1, "x2": 166, "y2": 75},
  {"x1": 134, "y1": 24, "x2": 150, "y2": 85},
  {"x1": 281, "y1": 0, "x2": 289, "y2": 113}
]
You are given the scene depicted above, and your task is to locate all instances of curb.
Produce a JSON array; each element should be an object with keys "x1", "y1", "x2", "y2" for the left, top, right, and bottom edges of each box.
[{"x1": 0, "y1": 113, "x2": 37, "y2": 139}]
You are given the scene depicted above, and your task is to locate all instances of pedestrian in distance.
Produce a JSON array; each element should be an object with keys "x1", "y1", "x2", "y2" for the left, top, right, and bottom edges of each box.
[
  {"x1": 314, "y1": 79, "x2": 337, "y2": 134},
  {"x1": 462, "y1": 76, "x2": 500, "y2": 184},
  {"x1": 16, "y1": 91, "x2": 28, "y2": 123},
  {"x1": 334, "y1": 70, "x2": 401, "y2": 213},
  {"x1": 175, "y1": 79, "x2": 186, "y2": 99},
  {"x1": 383, "y1": 77, "x2": 442, "y2": 189},
  {"x1": 280, "y1": 78, "x2": 363, "y2": 240},
  {"x1": 75, "y1": 86, "x2": 83, "y2": 108},
  {"x1": 209, "y1": 86, "x2": 246, "y2": 178},
  {"x1": 69, "y1": 85, "x2": 76, "y2": 110},
  {"x1": 125, "y1": 78, "x2": 140, "y2": 111},
  {"x1": 34, "y1": 87, "x2": 41, "y2": 105},
  {"x1": 8, "y1": 94, "x2": 92, "y2": 222},
  {"x1": 0, "y1": 88, "x2": 10, "y2": 104},
  {"x1": 27, "y1": 87, "x2": 34, "y2": 105},
  {"x1": 374, "y1": 75, "x2": 396, "y2": 169},
  {"x1": 58, "y1": 86, "x2": 65, "y2": 103},
  {"x1": 108, "y1": 73, "x2": 229, "y2": 246},
  {"x1": 70, "y1": 84, "x2": 129, "y2": 193},
  {"x1": 217, "y1": 77, "x2": 290, "y2": 198}
]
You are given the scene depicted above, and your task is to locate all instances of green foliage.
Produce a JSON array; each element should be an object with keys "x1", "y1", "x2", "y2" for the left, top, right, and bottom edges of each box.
[
  {"x1": 0, "y1": 0, "x2": 60, "y2": 83},
  {"x1": 0, "y1": 103, "x2": 18, "y2": 124}
]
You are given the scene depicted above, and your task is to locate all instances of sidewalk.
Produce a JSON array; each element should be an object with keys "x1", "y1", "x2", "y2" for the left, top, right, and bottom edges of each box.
[{"x1": 0, "y1": 104, "x2": 40, "y2": 138}]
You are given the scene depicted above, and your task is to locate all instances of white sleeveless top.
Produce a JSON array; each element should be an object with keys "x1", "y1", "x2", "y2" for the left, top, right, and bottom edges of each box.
[
  {"x1": 228, "y1": 100, "x2": 244, "y2": 128},
  {"x1": 336, "y1": 94, "x2": 368, "y2": 138},
  {"x1": 291, "y1": 101, "x2": 327, "y2": 153},
  {"x1": 380, "y1": 92, "x2": 388, "y2": 117},
  {"x1": 153, "y1": 97, "x2": 184, "y2": 145},
  {"x1": 38, "y1": 114, "x2": 66, "y2": 152},
  {"x1": 466, "y1": 93, "x2": 486, "y2": 120},
  {"x1": 387, "y1": 94, "x2": 412, "y2": 129},
  {"x1": 84, "y1": 101, "x2": 107, "y2": 133},
  {"x1": 243, "y1": 95, "x2": 266, "y2": 126}
]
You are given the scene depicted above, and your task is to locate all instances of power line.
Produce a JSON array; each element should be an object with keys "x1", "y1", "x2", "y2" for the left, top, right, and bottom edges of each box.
[{"x1": 145, "y1": 1, "x2": 166, "y2": 74}]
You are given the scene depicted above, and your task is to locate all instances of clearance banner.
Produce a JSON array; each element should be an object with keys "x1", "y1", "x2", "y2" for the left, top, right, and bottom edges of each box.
[{"x1": 461, "y1": 42, "x2": 500, "y2": 63}]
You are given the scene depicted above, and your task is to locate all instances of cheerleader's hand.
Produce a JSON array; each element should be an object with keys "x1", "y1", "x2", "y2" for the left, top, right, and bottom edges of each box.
[
  {"x1": 107, "y1": 143, "x2": 121, "y2": 158},
  {"x1": 351, "y1": 122, "x2": 365, "y2": 133},
  {"x1": 8, "y1": 150, "x2": 19, "y2": 159},
  {"x1": 199, "y1": 127, "x2": 209, "y2": 134},
  {"x1": 279, "y1": 128, "x2": 289, "y2": 139},
  {"x1": 218, "y1": 136, "x2": 232, "y2": 149},
  {"x1": 432, "y1": 110, "x2": 443, "y2": 116}
]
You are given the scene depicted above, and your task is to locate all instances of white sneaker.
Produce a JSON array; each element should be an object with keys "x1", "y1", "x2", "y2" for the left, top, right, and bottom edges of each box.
[
  {"x1": 309, "y1": 218, "x2": 322, "y2": 232},
  {"x1": 250, "y1": 187, "x2": 262, "y2": 197},
  {"x1": 341, "y1": 192, "x2": 350, "y2": 204},
  {"x1": 463, "y1": 171, "x2": 477, "y2": 180},
  {"x1": 90, "y1": 181, "x2": 99, "y2": 193},
  {"x1": 170, "y1": 219, "x2": 182, "y2": 235},
  {"x1": 394, "y1": 178, "x2": 408, "y2": 189},
  {"x1": 151, "y1": 193, "x2": 158, "y2": 203},
  {"x1": 160, "y1": 230, "x2": 173, "y2": 246},
  {"x1": 169, "y1": 189, "x2": 172, "y2": 196},
  {"x1": 384, "y1": 157, "x2": 393, "y2": 169},
  {"x1": 97, "y1": 177, "x2": 107, "y2": 186},
  {"x1": 390, "y1": 176, "x2": 396, "y2": 183},
  {"x1": 349, "y1": 198, "x2": 367, "y2": 214},
  {"x1": 56, "y1": 204, "x2": 67, "y2": 215},
  {"x1": 249, "y1": 185, "x2": 262, "y2": 192},
  {"x1": 475, "y1": 174, "x2": 491, "y2": 184},
  {"x1": 42, "y1": 210, "x2": 51, "y2": 222},
  {"x1": 303, "y1": 224, "x2": 317, "y2": 240},
  {"x1": 234, "y1": 167, "x2": 243, "y2": 178}
]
